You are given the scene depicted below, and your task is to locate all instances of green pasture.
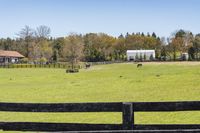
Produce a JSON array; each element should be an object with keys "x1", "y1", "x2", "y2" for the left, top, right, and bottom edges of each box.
[{"x1": 1, "y1": 62, "x2": 200, "y2": 132}]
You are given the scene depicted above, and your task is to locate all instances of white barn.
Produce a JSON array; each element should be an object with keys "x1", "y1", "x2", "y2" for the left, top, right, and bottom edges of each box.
[{"x1": 127, "y1": 50, "x2": 155, "y2": 61}]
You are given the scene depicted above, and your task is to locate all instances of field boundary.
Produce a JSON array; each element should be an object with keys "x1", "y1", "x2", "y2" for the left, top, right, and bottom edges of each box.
[
  {"x1": 0, "y1": 61, "x2": 125, "y2": 69},
  {"x1": 0, "y1": 101, "x2": 200, "y2": 132},
  {"x1": 0, "y1": 63, "x2": 80, "y2": 69}
]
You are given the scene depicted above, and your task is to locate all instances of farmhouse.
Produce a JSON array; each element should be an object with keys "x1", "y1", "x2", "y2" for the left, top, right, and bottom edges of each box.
[
  {"x1": 127, "y1": 50, "x2": 155, "y2": 61},
  {"x1": 0, "y1": 50, "x2": 24, "y2": 63}
]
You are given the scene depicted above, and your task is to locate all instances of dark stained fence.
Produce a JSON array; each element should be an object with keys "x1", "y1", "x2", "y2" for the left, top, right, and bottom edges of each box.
[
  {"x1": 88, "y1": 61, "x2": 125, "y2": 66},
  {"x1": 0, "y1": 61, "x2": 126, "y2": 69},
  {"x1": 0, "y1": 101, "x2": 200, "y2": 132},
  {"x1": 0, "y1": 63, "x2": 81, "y2": 69}
]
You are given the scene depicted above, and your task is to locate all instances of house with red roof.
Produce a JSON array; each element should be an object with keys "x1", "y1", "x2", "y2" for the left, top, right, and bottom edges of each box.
[{"x1": 0, "y1": 50, "x2": 25, "y2": 63}]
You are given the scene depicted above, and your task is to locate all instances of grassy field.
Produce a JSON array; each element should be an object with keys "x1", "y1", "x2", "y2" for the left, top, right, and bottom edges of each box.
[{"x1": 1, "y1": 62, "x2": 200, "y2": 132}]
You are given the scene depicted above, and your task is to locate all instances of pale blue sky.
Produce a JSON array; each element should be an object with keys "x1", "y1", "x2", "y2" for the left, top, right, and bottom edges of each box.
[{"x1": 0, "y1": 0, "x2": 199, "y2": 38}]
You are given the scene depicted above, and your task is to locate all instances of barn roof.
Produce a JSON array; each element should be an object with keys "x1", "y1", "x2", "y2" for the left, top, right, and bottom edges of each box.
[{"x1": 0, "y1": 50, "x2": 24, "y2": 58}]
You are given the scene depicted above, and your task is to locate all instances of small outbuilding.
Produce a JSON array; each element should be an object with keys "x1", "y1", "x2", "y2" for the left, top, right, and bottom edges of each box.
[
  {"x1": 127, "y1": 50, "x2": 155, "y2": 61},
  {"x1": 181, "y1": 53, "x2": 189, "y2": 61},
  {"x1": 0, "y1": 50, "x2": 24, "y2": 64}
]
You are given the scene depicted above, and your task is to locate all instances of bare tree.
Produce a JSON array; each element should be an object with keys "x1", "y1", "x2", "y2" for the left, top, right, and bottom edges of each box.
[
  {"x1": 34, "y1": 25, "x2": 52, "y2": 62},
  {"x1": 18, "y1": 25, "x2": 34, "y2": 39},
  {"x1": 17, "y1": 25, "x2": 35, "y2": 58},
  {"x1": 36, "y1": 25, "x2": 51, "y2": 39}
]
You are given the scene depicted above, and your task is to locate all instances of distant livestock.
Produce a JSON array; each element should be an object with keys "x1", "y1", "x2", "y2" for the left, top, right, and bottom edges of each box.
[
  {"x1": 137, "y1": 64, "x2": 142, "y2": 68},
  {"x1": 85, "y1": 63, "x2": 91, "y2": 69}
]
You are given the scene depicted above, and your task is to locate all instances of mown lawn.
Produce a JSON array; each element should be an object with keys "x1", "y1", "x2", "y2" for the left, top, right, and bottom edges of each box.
[{"x1": 1, "y1": 62, "x2": 200, "y2": 132}]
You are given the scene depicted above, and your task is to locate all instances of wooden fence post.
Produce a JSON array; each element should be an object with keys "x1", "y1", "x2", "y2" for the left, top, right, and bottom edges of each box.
[{"x1": 122, "y1": 102, "x2": 134, "y2": 130}]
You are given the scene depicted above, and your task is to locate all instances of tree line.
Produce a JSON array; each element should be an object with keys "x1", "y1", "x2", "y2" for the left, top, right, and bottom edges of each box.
[{"x1": 1, "y1": 26, "x2": 200, "y2": 64}]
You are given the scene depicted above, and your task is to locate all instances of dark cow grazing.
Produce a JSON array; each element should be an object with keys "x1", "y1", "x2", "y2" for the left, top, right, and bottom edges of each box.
[
  {"x1": 85, "y1": 63, "x2": 91, "y2": 69},
  {"x1": 156, "y1": 74, "x2": 160, "y2": 77},
  {"x1": 137, "y1": 63, "x2": 142, "y2": 68}
]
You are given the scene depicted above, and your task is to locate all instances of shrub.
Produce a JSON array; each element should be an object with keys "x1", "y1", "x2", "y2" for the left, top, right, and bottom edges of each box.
[
  {"x1": 20, "y1": 58, "x2": 29, "y2": 63},
  {"x1": 150, "y1": 54, "x2": 154, "y2": 61},
  {"x1": 135, "y1": 53, "x2": 139, "y2": 60},
  {"x1": 40, "y1": 57, "x2": 47, "y2": 64},
  {"x1": 144, "y1": 54, "x2": 146, "y2": 61}
]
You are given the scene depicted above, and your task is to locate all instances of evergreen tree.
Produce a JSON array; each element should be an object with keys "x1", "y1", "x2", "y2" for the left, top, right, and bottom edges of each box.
[
  {"x1": 150, "y1": 54, "x2": 154, "y2": 61},
  {"x1": 143, "y1": 54, "x2": 146, "y2": 61},
  {"x1": 141, "y1": 32, "x2": 145, "y2": 37},
  {"x1": 118, "y1": 34, "x2": 124, "y2": 39},
  {"x1": 135, "y1": 53, "x2": 139, "y2": 60},
  {"x1": 125, "y1": 32, "x2": 130, "y2": 38},
  {"x1": 147, "y1": 32, "x2": 150, "y2": 37},
  {"x1": 152, "y1": 32, "x2": 157, "y2": 38},
  {"x1": 140, "y1": 53, "x2": 143, "y2": 61},
  {"x1": 188, "y1": 46, "x2": 195, "y2": 60},
  {"x1": 52, "y1": 50, "x2": 59, "y2": 62}
]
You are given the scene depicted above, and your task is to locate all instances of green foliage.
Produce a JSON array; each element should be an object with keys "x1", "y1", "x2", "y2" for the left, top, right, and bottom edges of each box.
[
  {"x1": 2, "y1": 26, "x2": 200, "y2": 62},
  {"x1": 175, "y1": 29, "x2": 186, "y2": 38},
  {"x1": 135, "y1": 53, "x2": 139, "y2": 60},
  {"x1": 52, "y1": 50, "x2": 59, "y2": 62},
  {"x1": 20, "y1": 58, "x2": 29, "y2": 63},
  {"x1": 84, "y1": 33, "x2": 116, "y2": 62},
  {"x1": 150, "y1": 54, "x2": 154, "y2": 61},
  {"x1": 188, "y1": 47, "x2": 195, "y2": 60},
  {"x1": 161, "y1": 45, "x2": 167, "y2": 61},
  {"x1": 39, "y1": 57, "x2": 47, "y2": 64},
  {"x1": 152, "y1": 32, "x2": 157, "y2": 38},
  {"x1": 143, "y1": 54, "x2": 146, "y2": 61},
  {"x1": 139, "y1": 53, "x2": 143, "y2": 61},
  {"x1": 64, "y1": 34, "x2": 84, "y2": 69},
  {"x1": 52, "y1": 37, "x2": 66, "y2": 59},
  {"x1": 193, "y1": 34, "x2": 200, "y2": 60}
]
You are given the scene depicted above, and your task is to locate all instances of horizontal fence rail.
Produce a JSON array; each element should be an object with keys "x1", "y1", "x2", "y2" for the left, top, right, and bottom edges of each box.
[
  {"x1": 0, "y1": 63, "x2": 81, "y2": 69},
  {"x1": 1, "y1": 101, "x2": 200, "y2": 132},
  {"x1": 2, "y1": 123, "x2": 200, "y2": 132},
  {"x1": 0, "y1": 61, "x2": 125, "y2": 69},
  {"x1": 133, "y1": 101, "x2": 200, "y2": 112},
  {"x1": 1, "y1": 101, "x2": 200, "y2": 112},
  {"x1": 0, "y1": 102, "x2": 122, "y2": 112}
]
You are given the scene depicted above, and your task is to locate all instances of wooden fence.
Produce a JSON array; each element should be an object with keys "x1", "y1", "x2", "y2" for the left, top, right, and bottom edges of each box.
[
  {"x1": 88, "y1": 61, "x2": 125, "y2": 66},
  {"x1": 1, "y1": 101, "x2": 200, "y2": 132},
  {"x1": 0, "y1": 61, "x2": 125, "y2": 69},
  {"x1": 0, "y1": 63, "x2": 81, "y2": 69}
]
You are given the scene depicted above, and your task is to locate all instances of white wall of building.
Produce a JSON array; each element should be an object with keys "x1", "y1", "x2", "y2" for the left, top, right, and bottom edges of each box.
[
  {"x1": 0, "y1": 57, "x2": 19, "y2": 63},
  {"x1": 127, "y1": 50, "x2": 155, "y2": 61}
]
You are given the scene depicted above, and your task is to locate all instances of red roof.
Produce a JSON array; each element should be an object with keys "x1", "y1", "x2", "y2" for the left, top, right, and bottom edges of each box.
[{"x1": 0, "y1": 50, "x2": 24, "y2": 58}]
